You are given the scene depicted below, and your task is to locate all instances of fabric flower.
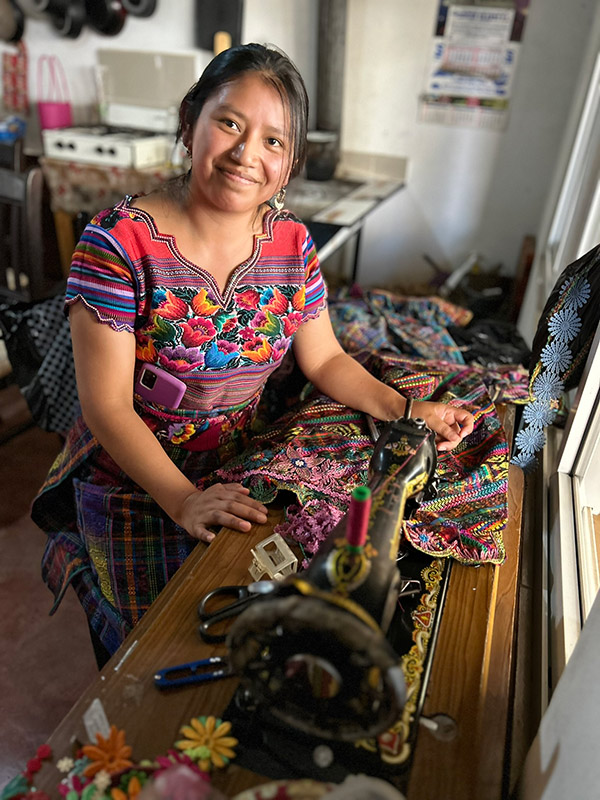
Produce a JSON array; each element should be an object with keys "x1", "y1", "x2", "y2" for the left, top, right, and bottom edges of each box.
[
  {"x1": 540, "y1": 340, "x2": 572, "y2": 373},
  {"x1": 283, "y1": 312, "x2": 303, "y2": 336},
  {"x1": 57, "y1": 758, "x2": 75, "y2": 774},
  {"x1": 561, "y1": 276, "x2": 591, "y2": 310},
  {"x1": 158, "y1": 345, "x2": 204, "y2": 372},
  {"x1": 135, "y1": 336, "x2": 158, "y2": 364},
  {"x1": 81, "y1": 725, "x2": 133, "y2": 779},
  {"x1": 93, "y1": 772, "x2": 111, "y2": 792},
  {"x1": 180, "y1": 318, "x2": 217, "y2": 347},
  {"x1": 249, "y1": 310, "x2": 268, "y2": 329},
  {"x1": 235, "y1": 288, "x2": 261, "y2": 310},
  {"x1": 522, "y1": 399, "x2": 557, "y2": 428},
  {"x1": 514, "y1": 426, "x2": 546, "y2": 455},
  {"x1": 532, "y1": 372, "x2": 564, "y2": 402},
  {"x1": 547, "y1": 307, "x2": 582, "y2": 342},
  {"x1": 191, "y1": 289, "x2": 220, "y2": 316},
  {"x1": 272, "y1": 338, "x2": 290, "y2": 361},
  {"x1": 261, "y1": 286, "x2": 288, "y2": 314},
  {"x1": 153, "y1": 750, "x2": 209, "y2": 780},
  {"x1": 168, "y1": 422, "x2": 196, "y2": 445},
  {"x1": 254, "y1": 309, "x2": 282, "y2": 337},
  {"x1": 110, "y1": 774, "x2": 142, "y2": 800},
  {"x1": 204, "y1": 340, "x2": 238, "y2": 368},
  {"x1": 174, "y1": 716, "x2": 237, "y2": 772},
  {"x1": 154, "y1": 289, "x2": 188, "y2": 320},
  {"x1": 241, "y1": 337, "x2": 273, "y2": 364},
  {"x1": 221, "y1": 315, "x2": 238, "y2": 333},
  {"x1": 285, "y1": 446, "x2": 327, "y2": 482},
  {"x1": 511, "y1": 451, "x2": 537, "y2": 472},
  {"x1": 292, "y1": 285, "x2": 305, "y2": 310}
]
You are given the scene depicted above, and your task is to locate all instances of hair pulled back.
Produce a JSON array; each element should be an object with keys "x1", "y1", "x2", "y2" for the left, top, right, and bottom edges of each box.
[{"x1": 177, "y1": 43, "x2": 308, "y2": 180}]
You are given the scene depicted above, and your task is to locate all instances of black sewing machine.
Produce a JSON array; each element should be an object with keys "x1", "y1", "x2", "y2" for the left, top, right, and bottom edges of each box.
[{"x1": 227, "y1": 404, "x2": 438, "y2": 747}]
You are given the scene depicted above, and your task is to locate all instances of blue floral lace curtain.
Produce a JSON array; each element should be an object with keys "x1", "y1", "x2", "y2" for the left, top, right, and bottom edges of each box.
[{"x1": 512, "y1": 242, "x2": 600, "y2": 471}]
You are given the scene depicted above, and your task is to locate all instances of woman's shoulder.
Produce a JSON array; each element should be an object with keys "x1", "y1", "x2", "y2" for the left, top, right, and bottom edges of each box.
[
  {"x1": 87, "y1": 196, "x2": 145, "y2": 234},
  {"x1": 268, "y1": 208, "x2": 311, "y2": 247}
]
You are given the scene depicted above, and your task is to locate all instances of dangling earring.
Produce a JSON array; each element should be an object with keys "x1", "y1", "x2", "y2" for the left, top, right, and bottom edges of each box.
[{"x1": 271, "y1": 186, "x2": 286, "y2": 211}]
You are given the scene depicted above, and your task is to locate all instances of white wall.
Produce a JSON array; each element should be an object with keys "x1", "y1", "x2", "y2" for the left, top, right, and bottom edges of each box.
[{"x1": 342, "y1": 0, "x2": 599, "y2": 287}]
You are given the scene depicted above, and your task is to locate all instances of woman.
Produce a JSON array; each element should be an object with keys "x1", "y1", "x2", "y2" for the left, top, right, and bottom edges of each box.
[{"x1": 32, "y1": 44, "x2": 473, "y2": 665}]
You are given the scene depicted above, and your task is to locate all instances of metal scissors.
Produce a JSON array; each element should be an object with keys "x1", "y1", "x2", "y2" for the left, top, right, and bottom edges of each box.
[
  {"x1": 197, "y1": 580, "x2": 276, "y2": 643},
  {"x1": 154, "y1": 656, "x2": 231, "y2": 689}
]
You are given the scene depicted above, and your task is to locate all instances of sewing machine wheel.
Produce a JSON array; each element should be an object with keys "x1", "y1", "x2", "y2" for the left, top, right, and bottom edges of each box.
[{"x1": 228, "y1": 593, "x2": 406, "y2": 742}]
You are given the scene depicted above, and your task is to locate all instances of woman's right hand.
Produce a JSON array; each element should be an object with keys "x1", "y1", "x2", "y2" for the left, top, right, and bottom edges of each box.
[{"x1": 179, "y1": 483, "x2": 269, "y2": 543}]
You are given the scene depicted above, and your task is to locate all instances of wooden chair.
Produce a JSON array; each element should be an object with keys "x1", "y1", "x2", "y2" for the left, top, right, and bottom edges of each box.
[{"x1": 0, "y1": 165, "x2": 61, "y2": 302}]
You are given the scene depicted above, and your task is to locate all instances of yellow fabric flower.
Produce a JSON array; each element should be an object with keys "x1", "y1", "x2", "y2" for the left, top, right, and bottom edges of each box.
[
  {"x1": 82, "y1": 725, "x2": 133, "y2": 778},
  {"x1": 175, "y1": 716, "x2": 238, "y2": 772}
]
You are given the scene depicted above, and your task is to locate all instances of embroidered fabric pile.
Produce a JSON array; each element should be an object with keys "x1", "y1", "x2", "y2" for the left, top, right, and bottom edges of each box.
[{"x1": 218, "y1": 289, "x2": 531, "y2": 565}]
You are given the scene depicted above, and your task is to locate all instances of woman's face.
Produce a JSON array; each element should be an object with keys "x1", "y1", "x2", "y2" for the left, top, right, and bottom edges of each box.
[{"x1": 185, "y1": 72, "x2": 292, "y2": 217}]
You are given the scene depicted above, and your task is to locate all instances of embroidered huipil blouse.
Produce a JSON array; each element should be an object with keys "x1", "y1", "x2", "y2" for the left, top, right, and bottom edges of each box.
[{"x1": 65, "y1": 198, "x2": 327, "y2": 447}]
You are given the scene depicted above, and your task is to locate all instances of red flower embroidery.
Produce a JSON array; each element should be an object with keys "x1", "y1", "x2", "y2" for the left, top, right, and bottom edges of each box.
[
  {"x1": 236, "y1": 289, "x2": 260, "y2": 310},
  {"x1": 154, "y1": 290, "x2": 188, "y2": 320},
  {"x1": 262, "y1": 287, "x2": 288, "y2": 314},
  {"x1": 283, "y1": 312, "x2": 303, "y2": 336},
  {"x1": 181, "y1": 318, "x2": 216, "y2": 347}
]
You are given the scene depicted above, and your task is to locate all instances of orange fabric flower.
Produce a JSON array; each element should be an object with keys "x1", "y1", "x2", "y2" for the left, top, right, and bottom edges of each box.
[
  {"x1": 82, "y1": 725, "x2": 133, "y2": 778},
  {"x1": 110, "y1": 775, "x2": 142, "y2": 800}
]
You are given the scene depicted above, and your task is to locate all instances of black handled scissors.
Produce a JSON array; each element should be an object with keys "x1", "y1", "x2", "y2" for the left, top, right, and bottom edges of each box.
[
  {"x1": 197, "y1": 580, "x2": 276, "y2": 643},
  {"x1": 154, "y1": 656, "x2": 231, "y2": 689}
]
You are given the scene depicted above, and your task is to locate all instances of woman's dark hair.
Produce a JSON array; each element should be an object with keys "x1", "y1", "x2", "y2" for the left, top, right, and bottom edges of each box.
[{"x1": 177, "y1": 43, "x2": 308, "y2": 180}]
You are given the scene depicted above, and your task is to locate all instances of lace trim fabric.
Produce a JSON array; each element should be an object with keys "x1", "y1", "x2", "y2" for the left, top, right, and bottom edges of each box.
[{"x1": 511, "y1": 272, "x2": 592, "y2": 471}]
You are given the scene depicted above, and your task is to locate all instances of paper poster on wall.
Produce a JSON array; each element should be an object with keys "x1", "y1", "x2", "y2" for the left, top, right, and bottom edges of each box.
[{"x1": 419, "y1": 0, "x2": 530, "y2": 130}]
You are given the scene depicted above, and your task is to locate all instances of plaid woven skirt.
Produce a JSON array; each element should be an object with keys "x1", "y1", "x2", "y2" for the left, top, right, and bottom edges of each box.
[{"x1": 32, "y1": 399, "x2": 257, "y2": 655}]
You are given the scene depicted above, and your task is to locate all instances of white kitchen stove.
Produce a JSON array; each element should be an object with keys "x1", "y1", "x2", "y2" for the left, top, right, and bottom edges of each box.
[{"x1": 42, "y1": 124, "x2": 174, "y2": 169}]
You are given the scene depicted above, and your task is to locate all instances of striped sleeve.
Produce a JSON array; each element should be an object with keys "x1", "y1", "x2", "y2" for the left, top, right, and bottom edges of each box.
[
  {"x1": 65, "y1": 222, "x2": 139, "y2": 332},
  {"x1": 302, "y1": 230, "x2": 328, "y2": 319}
]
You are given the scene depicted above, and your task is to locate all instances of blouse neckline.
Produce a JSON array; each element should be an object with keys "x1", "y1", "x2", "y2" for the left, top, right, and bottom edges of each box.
[{"x1": 119, "y1": 195, "x2": 278, "y2": 305}]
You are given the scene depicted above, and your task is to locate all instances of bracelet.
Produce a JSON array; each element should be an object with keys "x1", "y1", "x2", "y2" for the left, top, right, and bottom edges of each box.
[{"x1": 404, "y1": 397, "x2": 413, "y2": 420}]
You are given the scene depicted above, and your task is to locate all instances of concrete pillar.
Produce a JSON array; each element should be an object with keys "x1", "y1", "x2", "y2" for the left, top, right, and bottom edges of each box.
[{"x1": 316, "y1": 0, "x2": 347, "y2": 133}]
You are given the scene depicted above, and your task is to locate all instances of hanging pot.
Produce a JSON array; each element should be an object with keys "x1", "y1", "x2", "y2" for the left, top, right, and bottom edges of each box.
[
  {"x1": 28, "y1": 0, "x2": 65, "y2": 12},
  {"x1": 84, "y1": 0, "x2": 126, "y2": 35},
  {"x1": 0, "y1": 0, "x2": 25, "y2": 42},
  {"x1": 12, "y1": 0, "x2": 46, "y2": 19},
  {"x1": 120, "y1": 0, "x2": 155, "y2": 17},
  {"x1": 51, "y1": 0, "x2": 85, "y2": 38}
]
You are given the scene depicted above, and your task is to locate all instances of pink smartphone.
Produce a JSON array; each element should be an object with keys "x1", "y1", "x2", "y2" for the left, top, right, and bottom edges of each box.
[{"x1": 135, "y1": 364, "x2": 187, "y2": 409}]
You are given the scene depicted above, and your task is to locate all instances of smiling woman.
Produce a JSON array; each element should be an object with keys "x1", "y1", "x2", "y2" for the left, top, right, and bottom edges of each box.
[{"x1": 31, "y1": 43, "x2": 473, "y2": 669}]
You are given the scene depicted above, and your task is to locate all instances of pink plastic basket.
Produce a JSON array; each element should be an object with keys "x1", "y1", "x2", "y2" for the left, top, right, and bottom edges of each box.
[{"x1": 37, "y1": 55, "x2": 72, "y2": 130}]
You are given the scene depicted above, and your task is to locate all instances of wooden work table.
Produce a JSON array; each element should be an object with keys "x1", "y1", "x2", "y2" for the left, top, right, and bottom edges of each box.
[{"x1": 34, "y1": 407, "x2": 524, "y2": 800}]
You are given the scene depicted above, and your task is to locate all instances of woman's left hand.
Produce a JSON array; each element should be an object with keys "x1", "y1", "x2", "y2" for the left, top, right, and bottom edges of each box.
[{"x1": 412, "y1": 400, "x2": 474, "y2": 452}]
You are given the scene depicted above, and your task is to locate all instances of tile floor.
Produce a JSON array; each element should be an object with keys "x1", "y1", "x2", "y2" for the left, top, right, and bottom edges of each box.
[{"x1": 0, "y1": 387, "x2": 97, "y2": 788}]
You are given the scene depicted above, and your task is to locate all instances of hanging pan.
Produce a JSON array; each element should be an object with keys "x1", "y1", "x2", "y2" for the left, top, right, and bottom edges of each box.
[
  {"x1": 120, "y1": 0, "x2": 156, "y2": 17},
  {"x1": 27, "y1": 0, "x2": 85, "y2": 38},
  {"x1": 0, "y1": 0, "x2": 25, "y2": 41},
  {"x1": 84, "y1": 0, "x2": 126, "y2": 35}
]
